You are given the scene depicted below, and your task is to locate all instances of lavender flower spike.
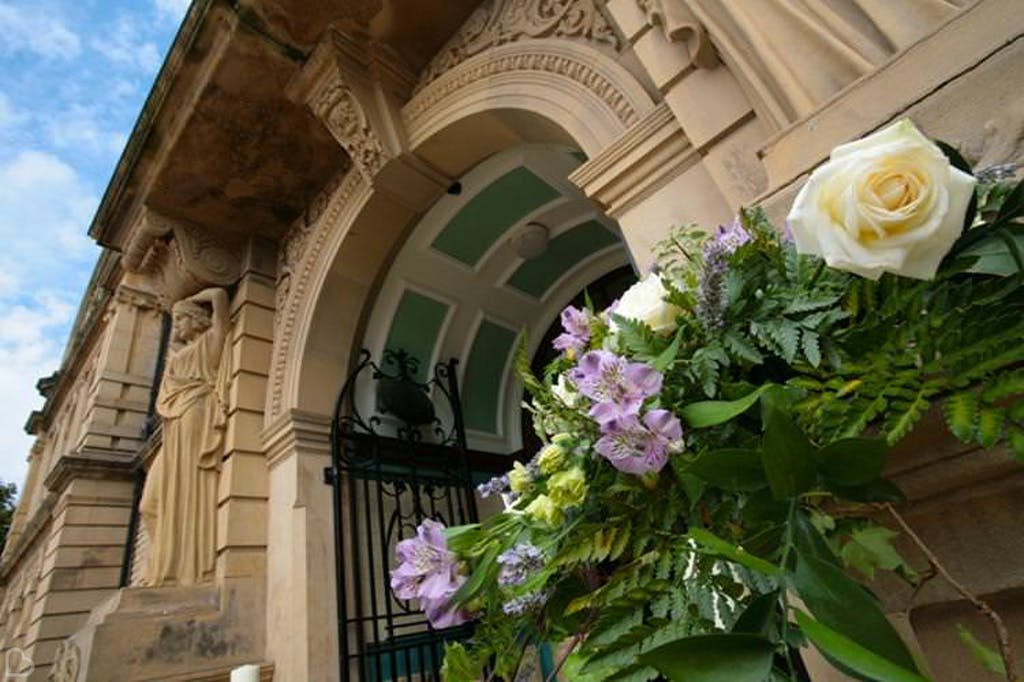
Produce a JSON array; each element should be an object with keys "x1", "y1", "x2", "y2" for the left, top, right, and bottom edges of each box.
[
  {"x1": 497, "y1": 543, "x2": 546, "y2": 587},
  {"x1": 697, "y1": 218, "x2": 752, "y2": 331},
  {"x1": 595, "y1": 409, "x2": 683, "y2": 475},
  {"x1": 502, "y1": 590, "x2": 549, "y2": 616},
  {"x1": 390, "y1": 519, "x2": 470, "y2": 628},
  {"x1": 569, "y1": 350, "x2": 662, "y2": 424}
]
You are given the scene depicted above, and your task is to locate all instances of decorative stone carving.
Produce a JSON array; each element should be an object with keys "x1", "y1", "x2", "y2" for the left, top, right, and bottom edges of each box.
[
  {"x1": 124, "y1": 209, "x2": 243, "y2": 307},
  {"x1": 311, "y1": 83, "x2": 386, "y2": 180},
  {"x1": 269, "y1": 171, "x2": 367, "y2": 418},
  {"x1": 636, "y1": 0, "x2": 717, "y2": 68},
  {"x1": 406, "y1": 46, "x2": 641, "y2": 129},
  {"x1": 139, "y1": 287, "x2": 231, "y2": 586},
  {"x1": 49, "y1": 640, "x2": 81, "y2": 682},
  {"x1": 416, "y1": 0, "x2": 622, "y2": 90}
]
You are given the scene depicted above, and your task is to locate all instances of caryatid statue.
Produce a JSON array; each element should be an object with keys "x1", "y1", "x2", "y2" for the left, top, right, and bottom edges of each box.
[{"x1": 140, "y1": 287, "x2": 230, "y2": 586}]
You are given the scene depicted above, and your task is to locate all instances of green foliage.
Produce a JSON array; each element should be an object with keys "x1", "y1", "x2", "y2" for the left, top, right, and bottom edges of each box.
[
  {"x1": 438, "y1": 164, "x2": 1020, "y2": 682},
  {"x1": 957, "y1": 624, "x2": 1007, "y2": 676}
]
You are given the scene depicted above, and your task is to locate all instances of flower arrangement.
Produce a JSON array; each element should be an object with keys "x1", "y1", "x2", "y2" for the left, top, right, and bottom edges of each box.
[{"x1": 393, "y1": 120, "x2": 1024, "y2": 681}]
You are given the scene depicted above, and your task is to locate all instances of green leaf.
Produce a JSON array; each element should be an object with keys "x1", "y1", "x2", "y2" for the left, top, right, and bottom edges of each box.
[
  {"x1": 653, "y1": 327, "x2": 684, "y2": 372},
  {"x1": 613, "y1": 314, "x2": 668, "y2": 358},
  {"x1": 957, "y1": 624, "x2": 1007, "y2": 676},
  {"x1": 794, "y1": 611, "x2": 929, "y2": 682},
  {"x1": 731, "y1": 591, "x2": 780, "y2": 639},
  {"x1": 817, "y1": 438, "x2": 886, "y2": 487},
  {"x1": 441, "y1": 642, "x2": 487, "y2": 682},
  {"x1": 935, "y1": 140, "x2": 974, "y2": 176},
  {"x1": 637, "y1": 633, "x2": 775, "y2": 682},
  {"x1": 944, "y1": 392, "x2": 979, "y2": 442},
  {"x1": 791, "y1": 508, "x2": 841, "y2": 568},
  {"x1": 686, "y1": 449, "x2": 768, "y2": 491},
  {"x1": 681, "y1": 384, "x2": 773, "y2": 429},
  {"x1": 959, "y1": 230, "x2": 1024, "y2": 276},
  {"x1": 724, "y1": 330, "x2": 764, "y2": 364},
  {"x1": 790, "y1": 550, "x2": 920, "y2": 673},
  {"x1": 671, "y1": 458, "x2": 707, "y2": 508},
  {"x1": 451, "y1": 542, "x2": 500, "y2": 604},
  {"x1": 995, "y1": 178, "x2": 1024, "y2": 223},
  {"x1": 688, "y1": 527, "x2": 781, "y2": 576},
  {"x1": 802, "y1": 330, "x2": 822, "y2": 368},
  {"x1": 976, "y1": 408, "x2": 1004, "y2": 448},
  {"x1": 761, "y1": 390, "x2": 816, "y2": 499},
  {"x1": 840, "y1": 526, "x2": 905, "y2": 580}
]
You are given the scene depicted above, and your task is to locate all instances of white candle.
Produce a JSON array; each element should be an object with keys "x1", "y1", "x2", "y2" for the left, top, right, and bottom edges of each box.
[{"x1": 230, "y1": 663, "x2": 260, "y2": 682}]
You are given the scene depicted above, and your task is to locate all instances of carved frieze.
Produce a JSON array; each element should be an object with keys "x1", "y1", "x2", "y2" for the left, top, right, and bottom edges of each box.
[{"x1": 417, "y1": 0, "x2": 622, "y2": 90}]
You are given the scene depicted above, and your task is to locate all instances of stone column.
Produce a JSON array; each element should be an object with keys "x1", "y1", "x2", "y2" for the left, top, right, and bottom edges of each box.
[{"x1": 263, "y1": 410, "x2": 336, "y2": 682}]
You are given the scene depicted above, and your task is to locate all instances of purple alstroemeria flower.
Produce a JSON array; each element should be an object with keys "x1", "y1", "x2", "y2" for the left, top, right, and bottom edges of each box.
[
  {"x1": 594, "y1": 409, "x2": 683, "y2": 475},
  {"x1": 569, "y1": 350, "x2": 662, "y2": 424},
  {"x1": 553, "y1": 305, "x2": 591, "y2": 355},
  {"x1": 390, "y1": 519, "x2": 470, "y2": 628}
]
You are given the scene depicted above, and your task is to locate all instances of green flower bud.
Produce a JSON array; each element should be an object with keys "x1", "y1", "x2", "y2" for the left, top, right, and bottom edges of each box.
[
  {"x1": 524, "y1": 494, "x2": 564, "y2": 526},
  {"x1": 536, "y1": 444, "x2": 567, "y2": 475},
  {"x1": 548, "y1": 467, "x2": 588, "y2": 509},
  {"x1": 508, "y1": 461, "x2": 533, "y2": 494}
]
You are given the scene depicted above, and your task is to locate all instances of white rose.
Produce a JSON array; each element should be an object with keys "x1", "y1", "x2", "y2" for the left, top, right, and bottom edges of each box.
[
  {"x1": 612, "y1": 273, "x2": 682, "y2": 334},
  {"x1": 786, "y1": 119, "x2": 976, "y2": 280},
  {"x1": 551, "y1": 374, "x2": 579, "y2": 408}
]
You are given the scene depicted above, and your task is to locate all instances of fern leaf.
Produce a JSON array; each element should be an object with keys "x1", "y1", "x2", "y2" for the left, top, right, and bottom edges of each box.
[
  {"x1": 1009, "y1": 427, "x2": 1024, "y2": 462},
  {"x1": 724, "y1": 330, "x2": 764, "y2": 364},
  {"x1": 983, "y1": 369, "x2": 1024, "y2": 403},
  {"x1": 884, "y1": 388, "x2": 931, "y2": 445},
  {"x1": 976, "y1": 408, "x2": 1005, "y2": 448},
  {"x1": 944, "y1": 392, "x2": 980, "y2": 442},
  {"x1": 802, "y1": 331, "x2": 822, "y2": 368}
]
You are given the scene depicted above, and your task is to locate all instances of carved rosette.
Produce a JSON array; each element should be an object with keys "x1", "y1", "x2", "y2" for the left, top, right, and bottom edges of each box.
[
  {"x1": 417, "y1": 0, "x2": 622, "y2": 90},
  {"x1": 49, "y1": 639, "x2": 81, "y2": 682},
  {"x1": 311, "y1": 83, "x2": 386, "y2": 180}
]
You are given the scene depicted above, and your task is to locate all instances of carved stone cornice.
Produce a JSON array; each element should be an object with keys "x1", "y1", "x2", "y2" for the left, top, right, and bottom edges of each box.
[
  {"x1": 569, "y1": 102, "x2": 696, "y2": 217},
  {"x1": 416, "y1": 0, "x2": 622, "y2": 90},
  {"x1": 44, "y1": 453, "x2": 136, "y2": 496}
]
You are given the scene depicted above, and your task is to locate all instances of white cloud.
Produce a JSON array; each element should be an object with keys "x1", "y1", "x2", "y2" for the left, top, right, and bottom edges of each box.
[
  {"x1": 0, "y1": 3, "x2": 81, "y2": 60},
  {"x1": 0, "y1": 296, "x2": 74, "y2": 489},
  {"x1": 0, "y1": 150, "x2": 98, "y2": 488},
  {"x1": 46, "y1": 103, "x2": 128, "y2": 157},
  {"x1": 92, "y1": 16, "x2": 162, "y2": 73}
]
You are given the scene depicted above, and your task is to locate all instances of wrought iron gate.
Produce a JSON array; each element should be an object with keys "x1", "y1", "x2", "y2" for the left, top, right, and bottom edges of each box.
[{"x1": 325, "y1": 349, "x2": 479, "y2": 681}]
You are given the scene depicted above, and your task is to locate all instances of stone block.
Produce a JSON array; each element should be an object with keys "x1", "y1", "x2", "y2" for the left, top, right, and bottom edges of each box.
[
  {"x1": 52, "y1": 525, "x2": 128, "y2": 547},
  {"x1": 632, "y1": 29, "x2": 694, "y2": 92},
  {"x1": 48, "y1": 546, "x2": 124, "y2": 570},
  {"x1": 605, "y1": 0, "x2": 648, "y2": 42},
  {"x1": 56, "y1": 503, "x2": 131, "y2": 528},
  {"x1": 44, "y1": 566, "x2": 122, "y2": 591},
  {"x1": 234, "y1": 275, "x2": 277, "y2": 311},
  {"x1": 40, "y1": 588, "x2": 118, "y2": 616},
  {"x1": 229, "y1": 371, "x2": 269, "y2": 414},
  {"x1": 217, "y1": 498, "x2": 267, "y2": 550},
  {"x1": 217, "y1": 547, "x2": 267, "y2": 580},
  {"x1": 225, "y1": 409, "x2": 265, "y2": 453},
  {"x1": 232, "y1": 305, "x2": 275, "y2": 344},
  {"x1": 231, "y1": 336, "x2": 273, "y2": 377},
  {"x1": 217, "y1": 452, "x2": 269, "y2": 502},
  {"x1": 663, "y1": 65, "x2": 753, "y2": 150}
]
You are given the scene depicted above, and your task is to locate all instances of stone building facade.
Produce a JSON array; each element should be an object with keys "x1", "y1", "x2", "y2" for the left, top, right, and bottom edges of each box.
[{"x1": 0, "y1": 0, "x2": 1020, "y2": 679}]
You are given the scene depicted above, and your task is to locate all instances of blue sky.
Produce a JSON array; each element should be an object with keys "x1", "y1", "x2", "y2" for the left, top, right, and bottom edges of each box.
[{"x1": 0, "y1": 0, "x2": 189, "y2": 490}]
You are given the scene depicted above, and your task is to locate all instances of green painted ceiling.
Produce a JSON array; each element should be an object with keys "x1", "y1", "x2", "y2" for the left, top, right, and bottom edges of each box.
[
  {"x1": 461, "y1": 320, "x2": 519, "y2": 433},
  {"x1": 383, "y1": 290, "x2": 449, "y2": 383},
  {"x1": 506, "y1": 220, "x2": 619, "y2": 298},
  {"x1": 431, "y1": 167, "x2": 560, "y2": 266}
]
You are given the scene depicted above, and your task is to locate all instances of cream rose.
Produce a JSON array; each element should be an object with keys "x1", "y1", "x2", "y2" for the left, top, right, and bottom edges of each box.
[
  {"x1": 612, "y1": 273, "x2": 682, "y2": 334},
  {"x1": 786, "y1": 119, "x2": 976, "y2": 280}
]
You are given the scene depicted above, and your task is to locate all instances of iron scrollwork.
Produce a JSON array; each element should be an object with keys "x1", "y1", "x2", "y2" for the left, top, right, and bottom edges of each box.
[{"x1": 326, "y1": 348, "x2": 478, "y2": 681}]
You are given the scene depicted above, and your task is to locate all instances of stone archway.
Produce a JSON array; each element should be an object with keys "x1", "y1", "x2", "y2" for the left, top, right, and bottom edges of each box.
[{"x1": 261, "y1": 30, "x2": 655, "y2": 682}]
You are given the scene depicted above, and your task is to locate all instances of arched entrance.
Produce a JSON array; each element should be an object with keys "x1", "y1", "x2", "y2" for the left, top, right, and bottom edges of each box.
[
  {"x1": 331, "y1": 141, "x2": 636, "y2": 680},
  {"x1": 264, "y1": 37, "x2": 654, "y2": 681}
]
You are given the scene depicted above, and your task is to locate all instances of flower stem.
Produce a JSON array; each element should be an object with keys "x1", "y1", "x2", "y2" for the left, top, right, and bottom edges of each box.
[{"x1": 885, "y1": 503, "x2": 1018, "y2": 682}]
